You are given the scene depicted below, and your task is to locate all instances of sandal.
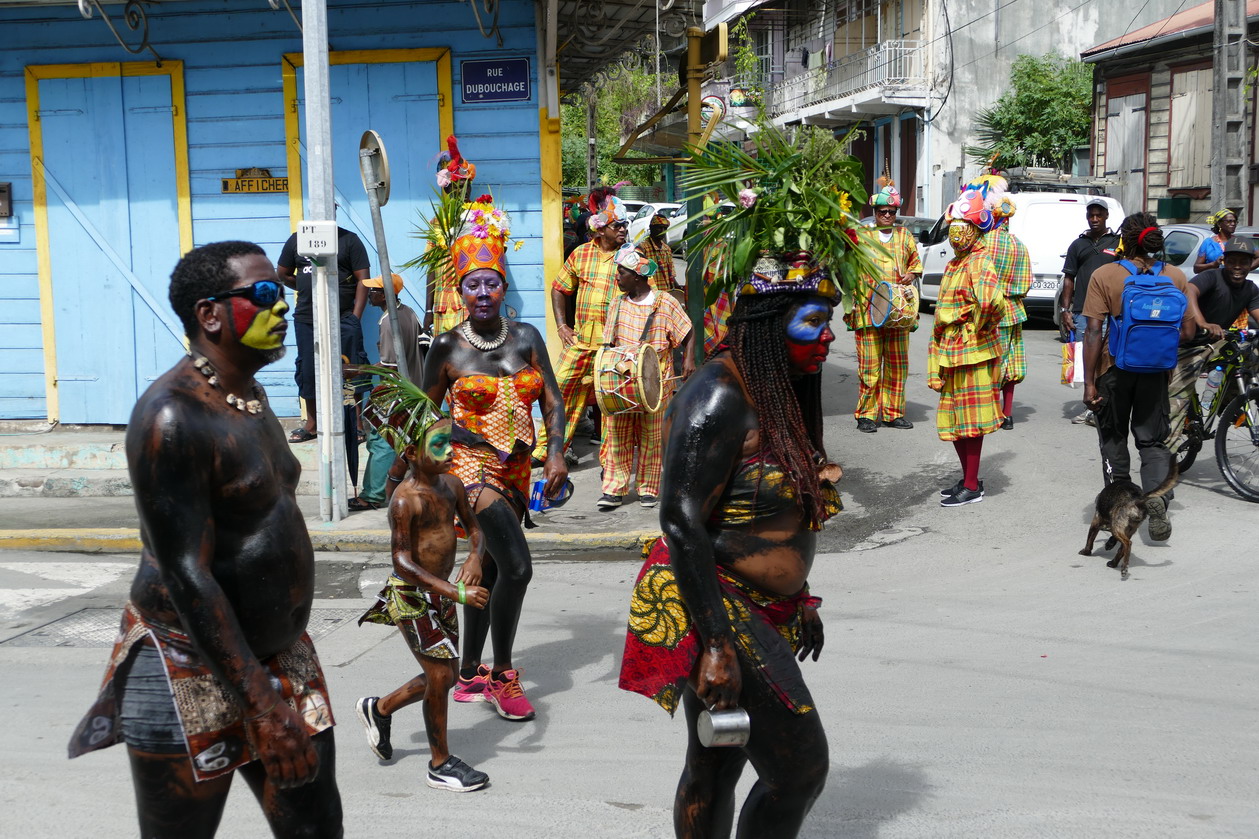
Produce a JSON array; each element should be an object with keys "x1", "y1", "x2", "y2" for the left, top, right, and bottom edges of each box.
[
  {"x1": 347, "y1": 496, "x2": 378, "y2": 512},
  {"x1": 289, "y1": 427, "x2": 317, "y2": 443}
]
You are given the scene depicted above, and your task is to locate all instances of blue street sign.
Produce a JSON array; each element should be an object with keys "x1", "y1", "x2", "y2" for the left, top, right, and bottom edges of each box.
[{"x1": 461, "y1": 58, "x2": 532, "y2": 104}]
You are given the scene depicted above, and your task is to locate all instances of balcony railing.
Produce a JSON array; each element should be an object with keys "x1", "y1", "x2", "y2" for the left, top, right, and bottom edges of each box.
[{"x1": 766, "y1": 40, "x2": 925, "y2": 117}]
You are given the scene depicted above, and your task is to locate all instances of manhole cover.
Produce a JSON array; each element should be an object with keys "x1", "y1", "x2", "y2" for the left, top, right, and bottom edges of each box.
[{"x1": 1, "y1": 607, "x2": 363, "y2": 648}]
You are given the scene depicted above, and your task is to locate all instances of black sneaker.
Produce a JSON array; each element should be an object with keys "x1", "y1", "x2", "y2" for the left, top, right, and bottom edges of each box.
[
  {"x1": 597, "y1": 494, "x2": 623, "y2": 510},
  {"x1": 426, "y1": 755, "x2": 489, "y2": 793},
  {"x1": 355, "y1": 696, "x2": 392, "y2": 760},
  {"x1": 882, "y1": 417, "x2": 913, "y2": 429},
  {"x1": 1000, "y1": 416, "x2": 1014, "y2": 430},
  {"x1": 856, "y1": 418, "x2": 878, "y2": 433},
  {"x1": 939, "y1": 479, "x2": 984, "y2": 498},
  {"x1": 639, "y1": 495, "x2": 658, "y2": 508},
  {"x1": 940, "y1": 486, "x2": 984, "y2": 507}
]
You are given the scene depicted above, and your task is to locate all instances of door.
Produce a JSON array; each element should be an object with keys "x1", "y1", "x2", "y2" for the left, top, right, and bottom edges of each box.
[
  {"x1": 1105, "y1": 90, "x2": 1147, "y2": 217},
  {"x1": 291, "y1": 56, "x2": 444, "y2": 362},
  {"x1": 29, "y1": 64, "x2": 190, "y2": 424}
]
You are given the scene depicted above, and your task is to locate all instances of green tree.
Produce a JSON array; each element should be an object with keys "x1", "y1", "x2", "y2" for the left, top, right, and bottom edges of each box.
[
  {"x1": 560, "y1": 60, "x2": 664, "y2": 189},
  {"x1": 965, "y1": 53, "x2": 1093, "y2": 171}
]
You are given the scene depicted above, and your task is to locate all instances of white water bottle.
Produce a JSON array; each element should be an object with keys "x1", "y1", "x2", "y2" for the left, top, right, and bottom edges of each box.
[{"x1": 1204, "y1": 366, "x2": 1224, "y2": 404}]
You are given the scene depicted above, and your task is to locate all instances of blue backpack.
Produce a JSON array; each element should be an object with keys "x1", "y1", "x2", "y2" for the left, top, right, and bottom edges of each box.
[{"x1": 1107, "y1": 259, "x2": 1187, "y2": 374}]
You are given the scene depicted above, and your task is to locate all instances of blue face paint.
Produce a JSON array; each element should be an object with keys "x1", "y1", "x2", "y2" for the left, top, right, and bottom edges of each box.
[{"x1": 786, "y1": 302, "x2": 831, "y2": 343}]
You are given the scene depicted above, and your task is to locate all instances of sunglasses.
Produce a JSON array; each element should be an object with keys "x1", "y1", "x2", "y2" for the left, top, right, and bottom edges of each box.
[
  {"x1": 874, "y1": 209, "x2": 897, "y2": 216},
  {"x1": 609, "y1": 221, "x2": 629, "y2": 229},
  {"x1": 207, "y1": 280, "x2": 285, "y2": 308}
]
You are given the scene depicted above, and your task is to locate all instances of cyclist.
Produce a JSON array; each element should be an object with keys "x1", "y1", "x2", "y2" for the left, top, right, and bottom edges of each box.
[{"x1": 1170, "y1": 237, "x2": 1259, "y2": 440}]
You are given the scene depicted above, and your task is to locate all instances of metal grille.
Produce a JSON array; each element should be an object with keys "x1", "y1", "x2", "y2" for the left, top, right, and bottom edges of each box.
[{"x1": 0, "y1": 607, "x2": 363, "y2": 648}]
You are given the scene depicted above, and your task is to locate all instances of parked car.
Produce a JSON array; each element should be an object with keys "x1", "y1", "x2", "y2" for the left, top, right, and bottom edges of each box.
[
  {"x1": 918, "y1": 193, "x2": 1126, "y2": 321},
  {"x1": 628, "y1": 202, "x2": 686, "y2": 247},
  {"x1": 1159, "y1": 223, "x2": 1259, "y2": 276}
]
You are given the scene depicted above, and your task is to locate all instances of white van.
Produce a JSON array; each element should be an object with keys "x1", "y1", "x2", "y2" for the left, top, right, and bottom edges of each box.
[{"x1": 917, "y1": 193, "x2": 1125, "y2": 320}]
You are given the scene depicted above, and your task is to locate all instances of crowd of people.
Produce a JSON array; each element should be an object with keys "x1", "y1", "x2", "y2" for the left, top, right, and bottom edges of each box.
[{"x1": 64, "y1": 127, "x2": 1259, "y2": 838}]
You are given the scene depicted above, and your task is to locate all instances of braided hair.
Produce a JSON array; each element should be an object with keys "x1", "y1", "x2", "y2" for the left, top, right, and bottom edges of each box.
[
  {"x1": 721, "y1": 293, "x2": 828, "y2": 529},
  {"x1": 1118, "y1": 212, "x2": 1164, "y2": 257}
]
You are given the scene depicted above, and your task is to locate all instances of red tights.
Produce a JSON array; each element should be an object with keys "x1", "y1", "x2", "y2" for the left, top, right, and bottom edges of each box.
[
  {"x1": 952, "y1": 436, "x2": 984, "y2": 491},
  {"x1": 1001, "y1": 382, "x2": 1016, "y2": 417}
]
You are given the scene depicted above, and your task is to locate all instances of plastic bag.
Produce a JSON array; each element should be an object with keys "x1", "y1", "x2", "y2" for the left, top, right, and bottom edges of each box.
[{"x1": 1061, "y1": 331, "x2": 1084, "y2": 387}]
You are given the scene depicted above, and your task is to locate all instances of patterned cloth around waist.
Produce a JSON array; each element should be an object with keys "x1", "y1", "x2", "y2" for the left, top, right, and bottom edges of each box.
[
  {"x1": 358, "y1": 575, "x2": 460, "y2": 660},
  {"x1": 710, "y1": 454, "x2": 843, "y2": 528},
  {"x1": 618, "y1": 537, "x2": 821, "y2": 716},
  {"x1": 448, "y1": 441, "x2": 533, "y2": 528},
  {"x1": 68, "y1": 602, "x2": 334, "y2": 782}
]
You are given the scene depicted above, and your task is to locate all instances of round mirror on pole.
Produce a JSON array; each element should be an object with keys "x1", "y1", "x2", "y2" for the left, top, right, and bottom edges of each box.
[{"x1": 359, "y1": 129, "x2": 391, "y2": 206}]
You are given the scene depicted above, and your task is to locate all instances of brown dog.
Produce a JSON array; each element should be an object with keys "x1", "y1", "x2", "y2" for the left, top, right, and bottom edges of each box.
[{"x1": 1079, "y1": 463, "x2": 1178, "y2": 580}]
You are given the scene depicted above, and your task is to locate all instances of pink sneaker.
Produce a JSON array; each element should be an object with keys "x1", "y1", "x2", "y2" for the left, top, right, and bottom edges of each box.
[
  {"x1": 453, "y1": 664, "x2": 491, "y2": 704},
  {"x1": 486, "y1": 669, "x2": 536, "y2": 721}
]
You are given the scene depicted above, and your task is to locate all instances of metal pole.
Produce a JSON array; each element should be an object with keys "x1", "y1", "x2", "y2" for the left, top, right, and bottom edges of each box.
[
  {"x1": 359, "y1": 145, "x2": 410, "y2": 383},
  {"x1": 685, "y1": 26, "x2": 706, "y2": 368},
  {"x1": 586, "y1": 96, "x2": 597, "y2": 193},
  {"x1": 301, "y1": 0, "x2": 347, "y2": 521},
  {"x1": 1212, "y1": 0, "x2": 1248, "y2": 219}
]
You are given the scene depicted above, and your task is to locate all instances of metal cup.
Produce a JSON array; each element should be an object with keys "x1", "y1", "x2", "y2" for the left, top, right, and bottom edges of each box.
[{"x1": 696, "y1": 707, "x2": 751, "y2": 748}]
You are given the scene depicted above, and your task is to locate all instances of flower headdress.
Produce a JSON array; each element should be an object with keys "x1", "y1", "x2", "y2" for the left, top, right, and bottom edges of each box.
[
  {"x1": 451, "y1": 194, "x2": 516, "y2": 279},
  {"x1": 435, "y1": 135, "x2": 476, "y2": 190},
  {"x1": 361, "y1": 365, "x2": 447, "y2": 456},
  {"x1": 681, "y1": 123, "x2": 882, "y2": 305}
]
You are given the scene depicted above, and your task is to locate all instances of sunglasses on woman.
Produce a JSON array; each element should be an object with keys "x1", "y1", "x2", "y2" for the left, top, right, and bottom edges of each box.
[{"x1": 206, "y1": 280, "x2": 285, "y2": 307}]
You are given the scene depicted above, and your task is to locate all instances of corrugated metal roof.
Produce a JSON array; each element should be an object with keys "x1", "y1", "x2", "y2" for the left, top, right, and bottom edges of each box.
[{"x1": 1082, "y1": 0, "x2": 1259, "y2": 59}]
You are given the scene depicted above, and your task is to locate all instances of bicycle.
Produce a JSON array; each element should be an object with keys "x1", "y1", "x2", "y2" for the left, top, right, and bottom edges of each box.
[{"x1": 1167, "y1": 328, "x2": 1259, "y2": 502}]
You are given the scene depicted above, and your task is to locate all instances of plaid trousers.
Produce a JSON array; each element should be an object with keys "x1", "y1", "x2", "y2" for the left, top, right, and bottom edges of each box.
[
  {"x1": 533, "y1": 343, "x2": 596, "y2": 459},
  {"x1": 600, "y1": 407, "x2": 665, "y2": 497},
  {"x1": 853, "y1": 327, "x2": 910, "y2": 421}
]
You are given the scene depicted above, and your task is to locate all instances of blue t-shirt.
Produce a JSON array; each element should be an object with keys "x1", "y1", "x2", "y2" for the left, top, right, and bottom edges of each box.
[{"x1": 1199, "y1": 237, "x2": 1224, "y2": 265}]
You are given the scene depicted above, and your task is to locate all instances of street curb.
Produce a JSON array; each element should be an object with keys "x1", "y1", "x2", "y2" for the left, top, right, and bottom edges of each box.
[{"x1": 0, "y1": 527, "x2": 657, "y2": 556}]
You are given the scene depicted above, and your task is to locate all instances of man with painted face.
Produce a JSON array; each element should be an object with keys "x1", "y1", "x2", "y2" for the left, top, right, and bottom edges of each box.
[
  {"x1": 532, "y1": 205, "x2": 628, "y2": 463},
  {"x1": 68, "y1": 241, "x2": 343, "y2": 837},
  {"x1": 355, "y1": 390, "x2": 493, "y2": 792},
  {"x1": 425, "y1": 214, "x2": 568, "y2": 722},
  {"x1": 928, "y1": 188, "x2": 1009, "y2": 507},
  {"x1": 595, "y1": 244, "x2": 695, "y2": 510},
  {"x1": 848, "y1": 183, "x2": 922, "y2": 432}
]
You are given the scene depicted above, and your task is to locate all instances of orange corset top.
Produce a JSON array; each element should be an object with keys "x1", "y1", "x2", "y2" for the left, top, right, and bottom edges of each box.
[{"x1": 449, "y1": 367, "x2": 545, "y2": 455}]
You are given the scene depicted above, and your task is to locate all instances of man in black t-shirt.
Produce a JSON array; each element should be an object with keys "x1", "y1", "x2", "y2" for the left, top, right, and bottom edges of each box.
[
  {"x1": 1188, "y1": 237, "x2": 1259, "y2": 336},
  {"x1": 1060, "y1": 199, "x2": 1120, "y2": 335},
  {"x1": 277, "y1": 225, "x2": 371, "y2": 440}
]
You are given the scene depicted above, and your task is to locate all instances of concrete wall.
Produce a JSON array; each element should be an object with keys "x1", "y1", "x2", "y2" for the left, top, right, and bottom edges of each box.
[{"x1": 0, "y1": 0, "x2": 543, "y2": 420}]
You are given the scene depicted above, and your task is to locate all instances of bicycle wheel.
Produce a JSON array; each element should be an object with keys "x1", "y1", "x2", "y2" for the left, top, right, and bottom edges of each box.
[
  {"x1": 1215, "y1": 386, "x2": 1259, "y2": 503},
  {"x1": 1174, "y1": 431, "x2": 1202, "y2": 472}
]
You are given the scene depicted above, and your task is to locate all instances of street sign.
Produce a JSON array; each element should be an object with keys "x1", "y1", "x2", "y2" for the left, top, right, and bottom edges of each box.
[
  {"x1": 461, "y1": 58, "x2": 531, "y2": 104},
  {"x1": 297, "y1": 220, "x2": 337, "y2": 258},
  {"x1": 221, "y1": 176, "x2": 288, "y2": 193}
]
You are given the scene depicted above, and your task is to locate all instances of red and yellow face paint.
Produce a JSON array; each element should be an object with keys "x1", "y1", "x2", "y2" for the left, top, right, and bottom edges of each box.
[{"x1": 233, "y1": 296, "x2": 289, "y2": 350}]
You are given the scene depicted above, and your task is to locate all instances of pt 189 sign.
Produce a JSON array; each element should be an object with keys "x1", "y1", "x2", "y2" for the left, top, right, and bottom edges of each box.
[{"x1": 461, "y1": 58, "x2": 531, "y2": 104}]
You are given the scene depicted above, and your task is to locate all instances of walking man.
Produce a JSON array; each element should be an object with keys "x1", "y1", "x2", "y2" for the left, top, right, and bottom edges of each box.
[
  {"x1": 69, "y1": 241, "x2": 342, "y2": 837},
  {"x1": 639, "y1": 212, "x2": 678, "y2": 292},
  {"x1": 1061, "y1": 198, "x2": 1119, "y2": 425},
  {"x1": 986, "y1": 195, "x2": 1032, "y2": 429}
]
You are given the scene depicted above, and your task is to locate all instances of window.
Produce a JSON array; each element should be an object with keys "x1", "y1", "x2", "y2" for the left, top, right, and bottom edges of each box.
[
  {"x1": 1162, "y1": 230, "x2": 1200, "y2": 267},
  {"x1": 1169, "y1": 67, "x2": 1212, "y2": 188}
]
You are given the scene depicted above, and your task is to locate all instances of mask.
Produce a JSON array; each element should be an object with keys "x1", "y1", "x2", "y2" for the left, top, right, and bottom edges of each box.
[
  {"x1": 948, "y1": 220, "x2": 979, "y2": 256},
  {"x1": 785, "y1": 300, "x2": 835, "y2": 374}
]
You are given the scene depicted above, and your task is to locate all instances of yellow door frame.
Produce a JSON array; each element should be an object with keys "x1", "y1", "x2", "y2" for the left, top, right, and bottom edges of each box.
[
  {"x1": 24, "y1": 61, "x2": 193, "y2": 424},
  {"x1": 539, "y1": 107, "x2": 563, "y2": 358},
  {"x1": 281, "y1": 48, "x2": 454, "y2": 226}
]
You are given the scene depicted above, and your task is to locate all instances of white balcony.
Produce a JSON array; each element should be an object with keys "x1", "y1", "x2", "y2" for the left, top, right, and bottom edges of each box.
[{"x1": 767, "y1": 40, "x2": 928, "y2": 124}]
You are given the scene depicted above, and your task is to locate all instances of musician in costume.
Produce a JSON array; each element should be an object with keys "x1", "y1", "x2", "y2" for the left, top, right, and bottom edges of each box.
[
  {"x1": 928, "y1": 188, "x2": 1009, "y2": 507},
  {"x1": 848, "y1": 183, "x2": 922, "y2": 432},
  {"x1": 619, "y1": 130, "x2": 880, "y2": 838},
  {"x1": 531, "y1": 206, "x2": 627, "y2": 462},
  {"x1": 639, "y1": 212, "x2": 679, "y2": 292},
  {"x1": 983, "y1": 188, "x2": 1032, "y2": 429},
  {"x1": 424, "y1": 136, "x2": 477, "y2": 336},
  {"x1": 423, "y1": 200, "x2": 568, "y2": 722},
  {"x1": 595, "y1": 245, "x2": 695, "y2": 511}
]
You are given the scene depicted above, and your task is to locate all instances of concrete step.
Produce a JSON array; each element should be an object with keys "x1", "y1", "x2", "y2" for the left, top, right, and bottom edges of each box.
[
  {"x1": 0, "y1": 468, "x2": 323, "y2": 498},
  {"x1": 0, "y1": 430, "x2": 325, "y2": 472}
]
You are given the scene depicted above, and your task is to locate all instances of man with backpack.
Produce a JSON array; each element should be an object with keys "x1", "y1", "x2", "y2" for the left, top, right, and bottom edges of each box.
[{"x1": 1082, "y1": 213, "x2": 1196, "y2": 541}]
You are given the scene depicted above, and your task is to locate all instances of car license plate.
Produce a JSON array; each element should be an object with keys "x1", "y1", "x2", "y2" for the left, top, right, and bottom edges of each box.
[{"x1": 1031, "y1": 277, "x2": 1057, "y2": 291}]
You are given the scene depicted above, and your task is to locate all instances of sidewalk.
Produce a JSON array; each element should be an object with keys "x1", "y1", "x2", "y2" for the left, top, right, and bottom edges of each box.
[{"x1": 0, "y1": 421, "x2": 658, "y2": 555}]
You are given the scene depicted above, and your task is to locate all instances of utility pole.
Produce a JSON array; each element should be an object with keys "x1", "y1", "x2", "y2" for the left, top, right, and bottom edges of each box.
[
  {"x1": 684, "y1": 26, "x2": 705, "y2": 368},
  {"x1": 1212, "y1": 0, "x2": 1247, "y2": 218},
  {"x1": 586, "y1": 96, "x2": 597, "y2": 192}
]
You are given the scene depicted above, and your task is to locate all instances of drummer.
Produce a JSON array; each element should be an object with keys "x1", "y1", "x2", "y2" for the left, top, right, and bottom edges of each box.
[
  {"x1": 595, "y1": 245, "x2": 694, "y2": 511},
  {"x1": 847, "y1": 182, "x2": 922, "y2": 433}
]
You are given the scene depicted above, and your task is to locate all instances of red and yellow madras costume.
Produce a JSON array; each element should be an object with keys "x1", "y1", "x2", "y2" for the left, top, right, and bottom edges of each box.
[
  {"x1": 640, "y1": 236, "x2": 677, "y2": 291},
  {"x1": 619, "y1": 537, "x2": 822, "y2": 715},
  {"x1": 599, "y1": 291, "x2": 692, "y2": 498},
  {"x1": 702, "y1": 241, "x2": 733, "y2": 355},
  {"x1": 928, "y1": 238, "x2": 1008, "y2": 440},
  {"x1": 985, "y1": 224, "x2": 1032, "y2": 385},
  {"x1": 68, "y1": 602, "x2": 334, "y2": 782},
  {"x1": 847, "y1": 225, "x2": 922, "y2": 421},
  {"x1": 533, "y1": 241, "x2": 619, "y2": 458},
  {"x1": 449, "y1": 366, "x2": 545, "y2": 513}
]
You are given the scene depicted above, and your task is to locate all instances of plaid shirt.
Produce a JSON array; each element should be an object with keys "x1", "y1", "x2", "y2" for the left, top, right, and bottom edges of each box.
[
  {"x1": 555, "y1": 241, "x2": 619, "y2": 347},
  {"x1": 847, "y1": 225, "x2": 923, "y2": 330},
  {"x1": 985, "y1": 225, "x2": 1032, "y2": 326},
  {"x1": 639, "y1": 237, "x2": 677, "y2": 291},
  {"x1": 929, "y1": 238, "x2": 1007, "y2": 374},
  {"x1": 602, "y1": 290, "x2": 691, "y2": 380}
]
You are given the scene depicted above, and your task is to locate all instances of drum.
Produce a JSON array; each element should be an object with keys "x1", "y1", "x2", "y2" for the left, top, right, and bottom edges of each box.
[
  {"x1": 868, "y1": 280, "x2": 919, "y2": 330},
  {"x1": 594, "y1": 344, "x2": 663, "y2": 415}
]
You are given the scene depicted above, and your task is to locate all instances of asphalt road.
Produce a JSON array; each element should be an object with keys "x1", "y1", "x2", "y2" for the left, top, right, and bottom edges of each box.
[{"x1": 2, "y1": 323, "x2": 1257, "y2": 837}]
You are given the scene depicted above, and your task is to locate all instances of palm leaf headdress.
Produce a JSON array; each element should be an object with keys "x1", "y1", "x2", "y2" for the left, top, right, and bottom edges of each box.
[{"x1": 361, "y1": 365, "x2": 446, "y2": 456}]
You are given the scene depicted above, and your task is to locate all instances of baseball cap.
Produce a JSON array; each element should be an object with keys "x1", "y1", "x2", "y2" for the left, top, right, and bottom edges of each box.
[
  {"x1": 1222, "y1": 236, "x2": 1254, "y2": 256},
  {"x1": 363, "y1": 273, "x2": 404, "y2": 294},
  {"x1": 1085, "y1": 197, "x2": 1109, "y2": 211}
]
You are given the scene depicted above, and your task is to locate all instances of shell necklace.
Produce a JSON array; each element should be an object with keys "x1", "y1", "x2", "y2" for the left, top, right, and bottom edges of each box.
[
  {"x1": 189, "y1": 354, "x2": 266, "y2": 415},
  {"x1": 460, "y1": 317, "x2": 509, "y2": 352}
]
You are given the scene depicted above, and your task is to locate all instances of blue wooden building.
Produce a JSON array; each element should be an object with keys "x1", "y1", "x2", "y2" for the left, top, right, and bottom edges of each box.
[{"x1": 0, "y1": 0, "x2": 575, "y2": 423}]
